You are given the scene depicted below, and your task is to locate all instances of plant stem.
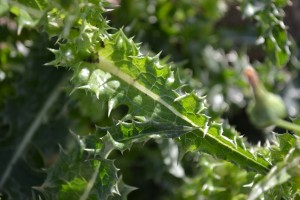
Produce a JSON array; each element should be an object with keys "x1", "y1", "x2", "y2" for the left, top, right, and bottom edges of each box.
[
  {"x1": 275, "y1": 119, "x2": 300, "y2": 136},
  {"x1": 79, "y1": 162, "x2": 101, "y2": 200},
  {"x1": 0, "y1": 77, "x2": 67, "y2": 187}
]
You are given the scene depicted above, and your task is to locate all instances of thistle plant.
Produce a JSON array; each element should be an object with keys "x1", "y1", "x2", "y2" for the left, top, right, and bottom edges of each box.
[{"x1": 0, "y1": 0, "x2": 300, "y2": 199}]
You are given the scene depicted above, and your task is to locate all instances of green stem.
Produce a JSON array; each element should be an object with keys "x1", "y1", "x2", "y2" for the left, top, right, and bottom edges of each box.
[
  {"x1": 79, "y1": 162, "x2": 101, "y2": 200},
  {"x1": 275, "y1": 119, "x2": 300, "y2": 136},
  {"x1": 0, "y1": 76, "x2": 68, "y2": 187}
]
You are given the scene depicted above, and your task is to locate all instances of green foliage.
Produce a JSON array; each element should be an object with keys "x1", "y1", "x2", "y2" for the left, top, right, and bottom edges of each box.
[
  {"x1": 1, "y1": 0, "x2": 300, "y2": 199},
  {"x1": 240, "y1": 0, "x2": 291, "y2": 67},
  {"x1": 41, "y1": 133, "x2": 134, "y2": 200},
  {"x1": 177, "y1": 154, "x2": 255, "y2": 200},
  {"x1": 248, "y1": 133, "x2": 300, "y2": 199}
]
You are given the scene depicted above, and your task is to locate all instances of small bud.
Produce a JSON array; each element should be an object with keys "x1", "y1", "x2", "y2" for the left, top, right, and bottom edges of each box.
[{"x1": 245, "y1": 67, "x2": 287, "y2": 128}]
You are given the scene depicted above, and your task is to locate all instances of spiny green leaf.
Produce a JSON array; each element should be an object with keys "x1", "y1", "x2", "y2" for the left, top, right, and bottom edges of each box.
[
  {"x1": 270, "y1": 133, "x2": 297, "y2": 163},
  {"x1": 54, "y1": 30, "x2": 271, "y2": 173},
  {"x1": 43, "y1": 133, "x2": 133, "y2": 200},
  {"x1": 10, "y1": 5, "x2": 40, "y2": 34},
  {"x1": 107, "y1": 176, "x2": 137, "y2": 200},
  {"x1": 248, "y1": 150, "x2": 300, "y2": 200},
  {"x1": 247, "y1": 133, "x2": 300, "y2": 200},
  {"x1": 177, "y1": 154, "x2": 254, "y2": 200}
]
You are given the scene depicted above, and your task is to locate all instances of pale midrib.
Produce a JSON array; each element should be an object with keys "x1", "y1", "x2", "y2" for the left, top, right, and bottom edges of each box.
[
  {"x1": 97, "y1": 57, "x2": 269, "y2": 172},
  {"x1": 98, "y1": 57, "x2": 200, "y2": 128}
]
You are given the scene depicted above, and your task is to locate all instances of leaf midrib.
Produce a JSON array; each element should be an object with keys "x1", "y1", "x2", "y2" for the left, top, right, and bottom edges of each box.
[{"x1": 97, "y1": 56, "x2": 270, "y2": 173}]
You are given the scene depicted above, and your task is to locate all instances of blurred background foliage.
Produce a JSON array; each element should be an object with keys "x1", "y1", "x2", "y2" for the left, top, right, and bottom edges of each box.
[{"x1": 1, "y1": 0, "x2": 300, "y2": 199}]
